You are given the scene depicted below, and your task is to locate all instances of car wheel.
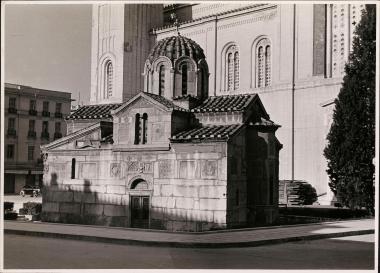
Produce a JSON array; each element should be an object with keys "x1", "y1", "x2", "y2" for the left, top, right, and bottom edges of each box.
[{"x1": 20, "y1": 191, "x2": 25, "y2": 197}]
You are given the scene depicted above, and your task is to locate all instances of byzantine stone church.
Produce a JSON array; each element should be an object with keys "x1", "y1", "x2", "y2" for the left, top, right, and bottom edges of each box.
[{"x1": 41, "y1": 3, "x2": 363, "y2": 230}]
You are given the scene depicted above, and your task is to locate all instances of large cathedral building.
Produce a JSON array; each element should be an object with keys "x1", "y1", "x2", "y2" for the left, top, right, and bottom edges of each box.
[
  {"x1": 41, "y1": 3, "x2": 363, "y2": 231},
  {"x1": 86, "y1": 3, "x2": 364, "y2": 205}
]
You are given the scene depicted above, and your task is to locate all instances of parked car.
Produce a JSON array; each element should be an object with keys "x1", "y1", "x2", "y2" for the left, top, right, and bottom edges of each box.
[{"x1": 20, "y1": 185, "x2": 41, "y2": 197}]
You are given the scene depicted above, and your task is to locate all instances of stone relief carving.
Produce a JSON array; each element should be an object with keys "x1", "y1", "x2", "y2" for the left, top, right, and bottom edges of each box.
[
  {"x1": 110, "y1": 163, "x2": 121, "y2": 177},
  {"x1": 201, "y1": 160, "x2": 217, "y2": 178},
  {"x1": 127, "y1": 161, "x2": 153, "y2": 173},
  {"x1": 158, "y1": 160, "x2": 173, "y2": 178}
]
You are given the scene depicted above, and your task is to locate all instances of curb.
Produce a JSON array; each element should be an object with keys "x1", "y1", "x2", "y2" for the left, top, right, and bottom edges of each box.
[{"x1": 4, "y1": 228, "x2": 374, "y2": 248}]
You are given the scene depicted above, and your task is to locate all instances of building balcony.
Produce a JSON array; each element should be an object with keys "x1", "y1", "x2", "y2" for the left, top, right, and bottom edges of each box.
[
  {"x1": 42, "y1": 111, "x2": 50, "y2": 117},
  {"x1": 54, "y1": 132, "x2": 62, "y2": 140},
  {"x1": 7, "y1": 129, "x2": 17, "y2": 137},
  {"x1": 40, "y1": 132, "x2": 50, "y2": 141},
  {"x1": 55, "y1": 112, "x2": 63, "y2": 118},
  {"x1": 27, "y1": 131, "x2": 37, "y2": 139},
  {"x1": 8, "y1": 108, "x2": 17, "y2": 114},
  {"x1": 29, "y1": 109, "x2": 37, "y2": 116}
]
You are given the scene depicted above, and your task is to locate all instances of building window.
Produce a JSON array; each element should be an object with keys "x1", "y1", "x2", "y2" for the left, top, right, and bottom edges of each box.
[
  {"x1": 159, "y1": 65, "x2": 165, "y2": 96},
  {"x1": 54, "y1": 122, "x2": 62, "y2": 140},
  {"x1": 41, "y1": 121, "x2": 49, "y2": 140},
  {"x1": 256, "y1": 38, "x2": 271, "y2": 88},
  {"x1": 28, "y1": 120, "x2": 36, "y2": 139},
  {"x1": 134, "y1": 113, "x2": 141, "y2": 144},
  {"x1": 134, "y1": 113, "x2": 148, "y2": 145},
  {"x1": 55, "y1": 103, "x2": 62, "y2": 118},
  {"x1": 29, "y1": 100, "x2": 37, "y2": 115},
  {"x1": 105, "y1": 61, "x2": 113, "y2": 98},
  {"x1": 9, "y1": 97, "x2": 16, "y2": 108},
  {"x1": 7, "y1": 118, "x2": 16, "y2": 136},
  {"x1": 7, "y1": 144, "x2": 15, "y2": 159},
  {"x1": 8, "y1": 97, "x2": 17, "y2": 113},
  {"x1": 71, "y1": 158, "x2": 76, "y2": 179},
  {"x1": 225, "y1": 45, "x2": 240, "y2": 91},
  {"x1": 142, "y1": 113, "x2": 148, "y2": 144},
  {"x1": 42, "y1": 101, "x2": 50, "y2": 117},
  {"x1": 181, "y1": 64, "x2": 188, "y2": 95},
  {"x1": 28, "y1": 146, "x2": 34, "y2": 161}
]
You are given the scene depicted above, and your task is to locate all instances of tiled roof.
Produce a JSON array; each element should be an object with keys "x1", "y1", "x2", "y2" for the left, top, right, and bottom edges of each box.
[
  {"x1": 147, "y1": 35, "x2": 205, "y2": 64},
  {"x1": 191, "y1": 94, "x2": 257, "y2": 113},
  {"x1": 250, "y1": 117, "x2": 280, "y2": 127},
  {"x1": 143, "y1": 92, "x2": 189, "y2": 112},
  {"x1": 170, "y1": 124, "x2": 243, "y2": 142},
  {"x1": 66, "y1": 103, "x2": 122, "y2": 120}
]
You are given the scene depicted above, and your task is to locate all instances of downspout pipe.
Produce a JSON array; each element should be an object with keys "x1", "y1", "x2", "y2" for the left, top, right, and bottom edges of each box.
[{"x1": 291, "y1": 4, "x2": 296, "y2": 182}]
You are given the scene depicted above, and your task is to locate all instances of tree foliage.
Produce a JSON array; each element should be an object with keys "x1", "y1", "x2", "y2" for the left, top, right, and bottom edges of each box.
[
  {"x1": 324, "y1": 5, "x2": 376, "y2": 214},
  {"x1": 297, "y1": 183, "x2": 318, "y2": 205}
]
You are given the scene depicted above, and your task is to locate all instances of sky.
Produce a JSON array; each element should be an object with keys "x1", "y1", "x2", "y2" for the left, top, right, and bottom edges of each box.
[{"x1": 4, "y1": 4, "x2": 92, "y2": 103}]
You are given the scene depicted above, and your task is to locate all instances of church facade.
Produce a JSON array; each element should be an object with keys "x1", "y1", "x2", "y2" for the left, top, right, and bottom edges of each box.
[
  {"x1": 86, "y1": 3, "x2": 365, "y2": 205},
  {"x1": 41, "y1": 33, "x2": 281, "y2": 231}
]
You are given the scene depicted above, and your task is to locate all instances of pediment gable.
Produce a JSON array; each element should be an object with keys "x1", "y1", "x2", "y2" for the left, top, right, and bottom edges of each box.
[
  {"x1": 111, "y1": 92, "x2": 188, "y2": 117},
  {"x1": 41, "y1": 121, "x2": 112, "y2": 151}
]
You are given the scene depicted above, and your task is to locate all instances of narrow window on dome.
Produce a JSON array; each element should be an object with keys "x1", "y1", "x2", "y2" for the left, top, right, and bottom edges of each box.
[
  {"x1": 105, "y1": 61, "x2": 113, "y2": 98},
  {"x1": 256, "y1": 38, "x2": 271, "y2": 88},
  {"x1": 182, "y1": 64, "x2": 188, "y2": 95},
  {"x1": 134, "y1": 113, "x2": 141, "y2": 145},
  {"x1": 159, "y1": 65, "x2": 165, "y2": 96},
  {"x1": 142, "y1": 113, "x2": 148, "y2": 144}
]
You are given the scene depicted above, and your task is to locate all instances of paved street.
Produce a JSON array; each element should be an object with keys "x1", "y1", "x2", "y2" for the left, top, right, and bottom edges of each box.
[{"x1": 4, "y1": 234, "x2": 374, "y2": 269}]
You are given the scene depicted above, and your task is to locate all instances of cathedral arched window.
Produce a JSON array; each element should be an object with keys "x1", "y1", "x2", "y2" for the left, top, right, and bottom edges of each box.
[
  {"x1": 104, "y1": 61, "x2": 113, "y2": 98},
  {"x1": 225, "y1": 44, "x2": 240, "y2": 91},
  {"x1": 256, "y1": 38, "x2": 271, "y2": 88},
  {"x1": 158, "y1": 65, "x2": 165, "y2": 96}
]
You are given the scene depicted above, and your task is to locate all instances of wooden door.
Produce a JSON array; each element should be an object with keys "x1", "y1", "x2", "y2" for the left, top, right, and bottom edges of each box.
[{"x1": 131, "y1": 196, "x2": 150, "y2": 228}]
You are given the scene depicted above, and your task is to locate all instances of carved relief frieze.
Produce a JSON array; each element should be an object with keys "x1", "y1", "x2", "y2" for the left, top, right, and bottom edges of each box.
[
  {"x1": 201, "y1": 160, "x2": 217, "y2": 178},
  {"x1": 110, "y1": 163, "x2": 121, "y2": 177},
  {"x1": 158, "y1": 160, "x2": 173, "y2": 178},
  {"x1": 217, "y1": 10, "x2": 277, "y2": 31},
  {"x1": 127, "y1": 161, "x2": 153, "y2": 173}
]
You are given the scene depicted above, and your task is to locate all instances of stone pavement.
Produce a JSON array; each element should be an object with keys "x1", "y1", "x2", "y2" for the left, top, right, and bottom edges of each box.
[{"x1": 4, "y1": 219, "x2": 374, "y2": 248}]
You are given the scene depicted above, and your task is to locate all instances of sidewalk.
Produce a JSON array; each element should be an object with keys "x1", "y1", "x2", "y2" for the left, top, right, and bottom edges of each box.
[{"x1": 4, "y1": 219, "x2": 375, "y2": 248}]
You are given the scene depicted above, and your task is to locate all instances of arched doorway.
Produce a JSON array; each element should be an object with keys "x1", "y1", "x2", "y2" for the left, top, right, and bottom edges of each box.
[{"x1": 129, "y1": 178, "x2": 151, "y2": 229}]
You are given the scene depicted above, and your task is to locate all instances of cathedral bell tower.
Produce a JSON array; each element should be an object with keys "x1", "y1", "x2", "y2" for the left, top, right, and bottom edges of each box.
[{"x1": 90, "y1": 4, "x2": 163, "y2": 104}]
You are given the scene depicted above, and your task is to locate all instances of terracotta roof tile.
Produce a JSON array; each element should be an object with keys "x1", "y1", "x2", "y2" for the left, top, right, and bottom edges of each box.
[
  {"x1": 66, "y1": 103, "x2": 122, "y2": 120},
  {"x1": 191, "y1": 94, "x2": 257, "y2": 113},
  {"x1": 143, "y1": 92, "x2": 189, "y2": 112},
  {"x1": 171, "y1": 124, "x2": 243, "y2": 142}
]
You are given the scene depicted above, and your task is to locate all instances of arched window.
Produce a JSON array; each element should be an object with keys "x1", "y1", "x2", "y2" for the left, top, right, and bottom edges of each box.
[
  {"x1": 225, "y1": 45, "x2": 240, "y2": 91},
  {"x1": 256, "y1": 38, "x2": 271, "y2": 88},
  {"x1": 158, "y1": 65, "x2": 165, "y2": 96},
  {"x1": 71, "y1": 158, "x2": 76, "y2": 179},
  {"x1": 104, "y1": 61, "x2": 113, "y2": 98},
  {"x1": 134, "y1": 113, "x2": 141, "y2": 144},
  {"x1": 142, "y1": 113, "x2": 148, "y2": 144},
  {"x1": 134, "y1": 113, "x2": 148, "y2": 145},
  {"x1": 181, "y1": 64, "x2": 188, "y2": 95}
]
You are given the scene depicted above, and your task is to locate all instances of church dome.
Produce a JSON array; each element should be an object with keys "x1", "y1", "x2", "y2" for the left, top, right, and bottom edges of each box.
[{"x1": 147, "y1": 35, "x2": 205, "y2": 63}]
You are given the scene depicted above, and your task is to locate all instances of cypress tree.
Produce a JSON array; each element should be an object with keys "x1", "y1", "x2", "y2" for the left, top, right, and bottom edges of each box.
[{"x1": 324, "y1": 5, "x2": 376, "y2": 214}]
